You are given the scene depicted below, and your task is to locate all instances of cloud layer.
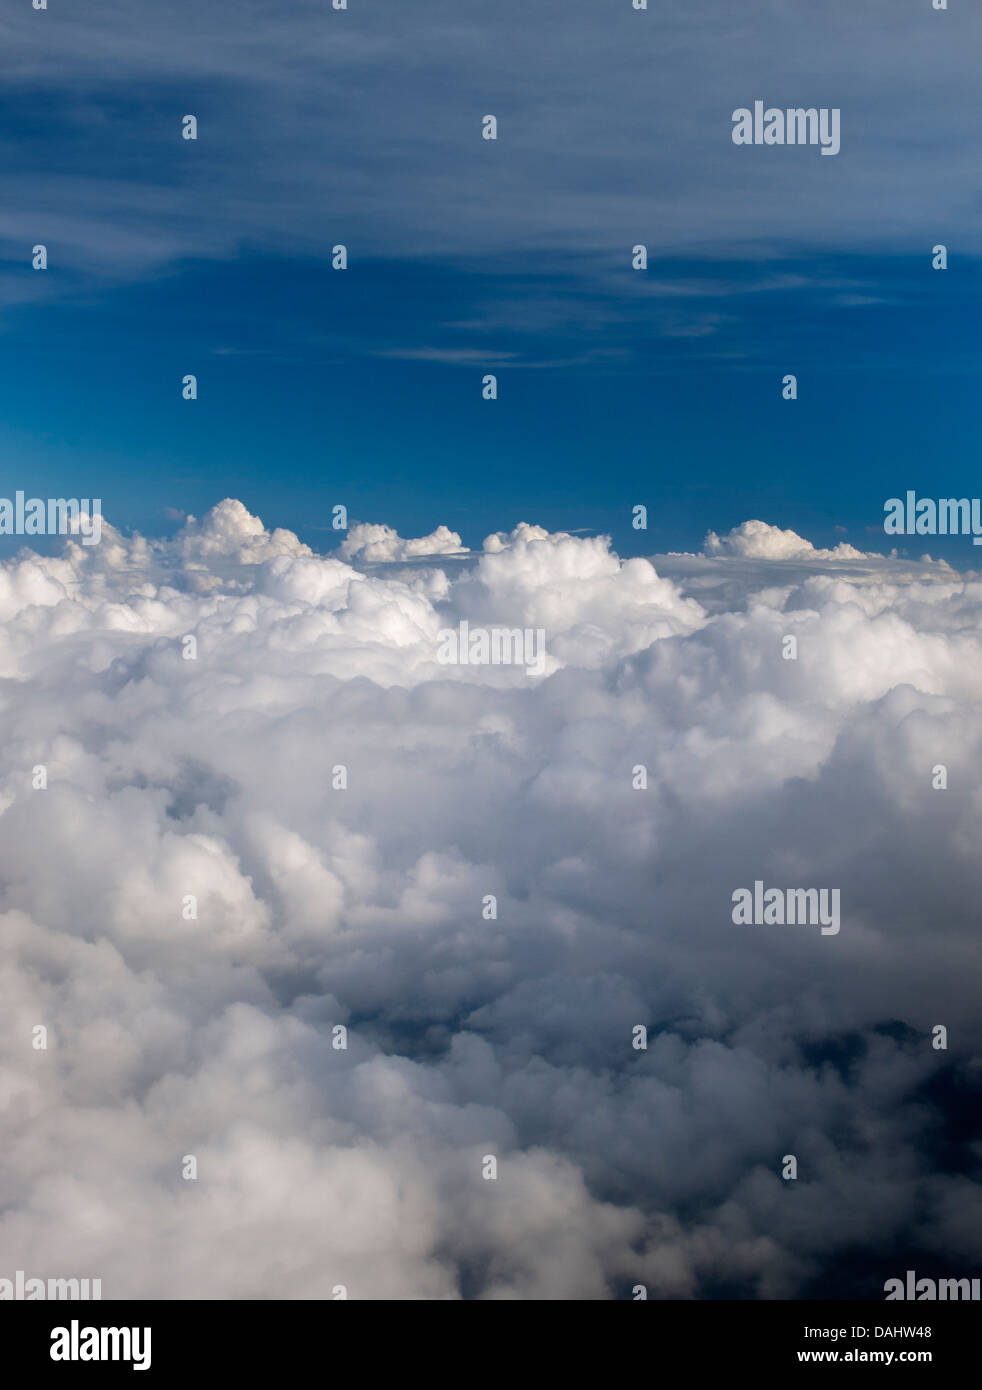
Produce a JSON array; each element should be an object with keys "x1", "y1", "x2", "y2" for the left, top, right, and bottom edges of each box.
[
  {"x1": 5, "y1": 0, "x2": 982, "y2": 298},
  {"x1": 1, "y1": 502, "x2": 980, "y2": 1298}
]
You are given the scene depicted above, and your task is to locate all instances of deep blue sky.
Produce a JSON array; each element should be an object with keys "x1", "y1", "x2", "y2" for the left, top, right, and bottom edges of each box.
[{"x1": 1, "y1": 0, "x2": 979, "y2": 559}]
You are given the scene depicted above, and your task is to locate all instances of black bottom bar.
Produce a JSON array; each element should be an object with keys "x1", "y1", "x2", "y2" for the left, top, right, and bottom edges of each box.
[{"x1": 5, "y1": 1300, "x2": 977, "y2": 1375}]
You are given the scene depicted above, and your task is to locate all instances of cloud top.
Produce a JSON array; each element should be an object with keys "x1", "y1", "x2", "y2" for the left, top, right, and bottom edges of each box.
[{"x1": 1, "y1": 501, "x2": 980, "y2": 1298}]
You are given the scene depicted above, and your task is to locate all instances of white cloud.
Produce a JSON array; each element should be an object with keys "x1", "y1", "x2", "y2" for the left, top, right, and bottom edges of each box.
[
  {"x1": 339, "y1": 521, "x2": 467, "y2": 564},
  {"x1": 1, "y1": 501, "x2": 979, "y2": 1298},
  {"x1": 703, "y1": 518, "x2": 866, "y2": 562}
]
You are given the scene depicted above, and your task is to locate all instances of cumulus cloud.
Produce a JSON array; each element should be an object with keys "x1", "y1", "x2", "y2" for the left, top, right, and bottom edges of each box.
[
  {"x1": 703, "y1": 518, "x2": 867, "y2": 562},
  {"x1": 339, "y1": 522, "x2": 468, "y2": 564},
  {"x1": 1, "y1": 501, "x2": 980, "y2": 1299}
]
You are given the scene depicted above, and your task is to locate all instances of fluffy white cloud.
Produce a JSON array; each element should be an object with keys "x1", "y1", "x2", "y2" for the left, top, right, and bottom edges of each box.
[
  {"x1": 339, "y1": 521, "x2": 467, "y2": 564},
  {"x1": 703, "y1": 518, "x2": 866, "y2": 562},
  {"x1": 0, "y1": 502, "x2": 979, "y2": 1299}
]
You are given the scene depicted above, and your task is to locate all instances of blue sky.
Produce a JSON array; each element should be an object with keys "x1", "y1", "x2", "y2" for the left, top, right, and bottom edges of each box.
[{"x1": 2, "y1": 0, "x2": 980, "y2": 558}]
